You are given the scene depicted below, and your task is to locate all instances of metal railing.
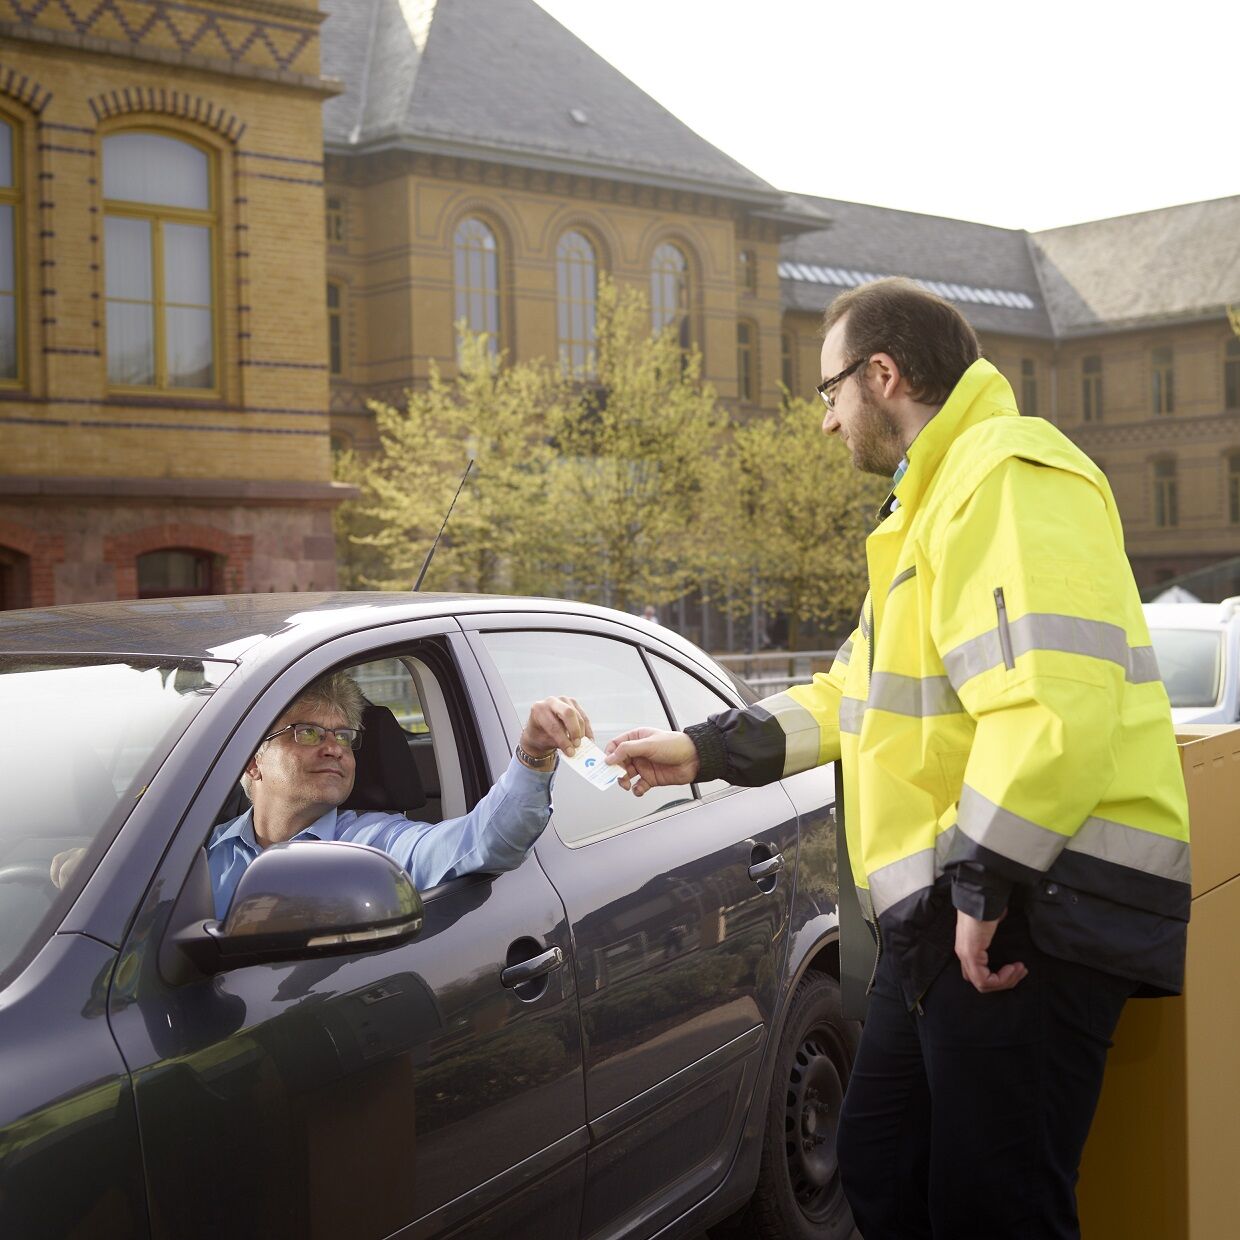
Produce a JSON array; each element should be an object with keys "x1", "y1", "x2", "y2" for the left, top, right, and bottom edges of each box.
[{"x1": 713, "y1": 649, "x2": 838, "y2": 696}]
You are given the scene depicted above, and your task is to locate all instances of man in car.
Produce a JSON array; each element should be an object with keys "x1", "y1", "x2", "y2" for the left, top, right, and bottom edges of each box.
[
  {"x1": 604, "y1": 279, "x2": 1191, "y2": 1240},
  {"x1": 55, "y1": 671, "x2": 591, "y2": 919}
]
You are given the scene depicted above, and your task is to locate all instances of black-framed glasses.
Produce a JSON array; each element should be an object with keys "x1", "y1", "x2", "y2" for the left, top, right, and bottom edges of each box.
[
  {"x1": 262, "y1": 722, "x2": 365, "y2": 750},
  {"x1": 816, "y1": 356, "x2": 869, "y2": 411}
]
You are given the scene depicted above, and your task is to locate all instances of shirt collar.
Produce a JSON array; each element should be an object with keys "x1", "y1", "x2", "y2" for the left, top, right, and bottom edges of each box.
[{"x1": 212, "y1": 805, "x2": 337, "y2": 850}]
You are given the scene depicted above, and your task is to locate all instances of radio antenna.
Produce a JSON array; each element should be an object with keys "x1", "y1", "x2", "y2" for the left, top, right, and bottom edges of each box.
[{"x1": 413, "y1": 458, "x2": 474, "y2": 591}]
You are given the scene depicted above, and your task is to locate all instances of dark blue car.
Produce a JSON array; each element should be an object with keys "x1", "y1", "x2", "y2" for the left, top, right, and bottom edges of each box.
[{"x1": 0, "y1": 593, "x2": 858, "y2": 1240}]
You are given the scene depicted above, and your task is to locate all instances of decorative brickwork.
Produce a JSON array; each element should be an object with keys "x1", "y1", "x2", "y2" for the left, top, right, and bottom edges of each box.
[
  {"x1": 0, "y1": 517, "x2": 64, "y2": 605},
  {"x1": 0, "y1": 62, "x2": 51, "y2": 112},
  {"x1": 88, "y1": 86, "x2": 245, "y2": 142},
  {"x1": 104, "y1": 522, "x2": 253, "y2": 598},
  {"x1": 1, "y1": 0, "x2": 319, "y2": 78}
]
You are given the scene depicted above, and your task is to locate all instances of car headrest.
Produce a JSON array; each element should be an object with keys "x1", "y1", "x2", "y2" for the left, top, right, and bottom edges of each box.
[{"x1": 342, "y1": 700, "x2": 426, "y2": 814}]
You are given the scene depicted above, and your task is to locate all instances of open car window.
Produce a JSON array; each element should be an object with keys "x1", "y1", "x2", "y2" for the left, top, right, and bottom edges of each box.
[
  {"x1": 212, "y1": 651, "x2": 465, "y2": 837},
  {"x1": 479, "y1": 629, "x2": 692, "y2": 846},
  {"x1": 648, "y1": 653, "x2": 734, "y2": 798}
]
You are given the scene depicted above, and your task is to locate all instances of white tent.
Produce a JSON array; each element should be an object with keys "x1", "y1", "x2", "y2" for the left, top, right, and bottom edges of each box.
[{"x1": 1150, "y1": 585, "x2": 1202, "y2": 604}]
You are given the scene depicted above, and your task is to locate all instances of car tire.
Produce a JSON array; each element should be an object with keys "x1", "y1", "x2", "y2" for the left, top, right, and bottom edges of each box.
[{"x1": 748, "y1": 969, "x2": 860, "y2": 1240}]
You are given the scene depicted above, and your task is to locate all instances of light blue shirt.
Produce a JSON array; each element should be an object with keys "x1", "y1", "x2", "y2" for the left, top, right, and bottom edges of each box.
[{"x1": 207, "y1": 757, "x2": 556, "y2": 920}]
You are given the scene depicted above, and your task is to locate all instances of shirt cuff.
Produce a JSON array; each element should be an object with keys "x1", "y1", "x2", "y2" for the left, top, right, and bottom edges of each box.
[
  {"x1": 503, "y1": 753, "x2": 556, "y2": 806},
  {"x1": 949, "y1": 862, "x2": 1013, "y2": 922},
  {"x1": 685, "y1": 720, "x2": 728, "y2": 782}
]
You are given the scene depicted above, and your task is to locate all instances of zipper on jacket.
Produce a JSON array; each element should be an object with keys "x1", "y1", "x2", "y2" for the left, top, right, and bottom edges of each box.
[
  {"x1": 867, "y1": 597, "x2": 876, "y2": 686},
  {"x1": 865, "y1": 917, "x2": 883, "y2": 996},
  {"x1": 994, "y1": 587, "x2": 1015, "y2": 670}
]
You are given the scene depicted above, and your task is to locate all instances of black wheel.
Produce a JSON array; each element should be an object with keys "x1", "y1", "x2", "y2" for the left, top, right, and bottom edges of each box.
[{"x1": 749, "y1": 970, "x2": 860, "y2": 1240}]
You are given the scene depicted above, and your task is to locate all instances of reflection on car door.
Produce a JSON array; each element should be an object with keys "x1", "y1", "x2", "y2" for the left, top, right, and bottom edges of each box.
[
  {"x1": 467, "y1": 621, "x2": 797, "y2": 1240},
  {"x1": 106, "y1": 627, "x2": 586, "y2": 1240}
]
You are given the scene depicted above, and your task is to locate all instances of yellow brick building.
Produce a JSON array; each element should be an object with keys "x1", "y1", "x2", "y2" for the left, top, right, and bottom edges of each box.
[
  {"x1": 318, "y1": 0, "x2": 819, "y2": 454},
  {"x1": 3, "y1": 0, "x2": 1238, "y2": 609},
  {"x1": 779, "y1": 194, "x2": 1240, "y2": 592},
  {"x1": 0, "y1": 0, "x2": 347, "y2": 606}
]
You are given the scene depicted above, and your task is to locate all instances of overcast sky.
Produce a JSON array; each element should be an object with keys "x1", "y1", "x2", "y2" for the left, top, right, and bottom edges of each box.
[{"x1": 535, "y1": 0, "x2": 1235, "y2": 232}]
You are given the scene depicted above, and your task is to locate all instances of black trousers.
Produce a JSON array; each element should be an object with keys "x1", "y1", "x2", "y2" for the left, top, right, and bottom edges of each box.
[{"x1": 836, "y1": 910, "x2": 1136, "y2": 1239}]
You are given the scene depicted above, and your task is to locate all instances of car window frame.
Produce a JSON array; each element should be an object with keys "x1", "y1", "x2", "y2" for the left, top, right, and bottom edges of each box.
[
  {"x1": 57, "y1": 618, "x2": 489, "y2": 953},
  {"x1": 460, "y1": 612, "x2": 744, "y2": 847},
  {"x1": 645, "y1": 649, "x2": 743, "y2": 804}
]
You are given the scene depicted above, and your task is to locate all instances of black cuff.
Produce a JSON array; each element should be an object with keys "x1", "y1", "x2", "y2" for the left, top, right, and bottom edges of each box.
[
  {"x1": 948, "y1": 862, "x2": 1013, "y2": 922},
  {"x1": 685, "y1": 720, "x2": 728, "y2": 783}
]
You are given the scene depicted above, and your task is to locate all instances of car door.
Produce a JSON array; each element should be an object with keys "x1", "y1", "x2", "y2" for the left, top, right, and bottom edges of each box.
[
  {"x1": 463, "y1": 615, "x2": 798, "y2": 1240},
  {"x1": 106, "y1": 621, "x2": 586, "y2": 1240}
]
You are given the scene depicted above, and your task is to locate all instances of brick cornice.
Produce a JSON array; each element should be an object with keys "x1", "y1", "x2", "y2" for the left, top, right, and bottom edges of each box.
[
  {"x1": 0, "y1": 476, "x2": 358, "y2": 505},
  {"x1": 0, "y1": 22, "x2": 342, "y2": 98},
  {"x1": 1067, "y1": 412, "x2": 1240, "y2": 448}
]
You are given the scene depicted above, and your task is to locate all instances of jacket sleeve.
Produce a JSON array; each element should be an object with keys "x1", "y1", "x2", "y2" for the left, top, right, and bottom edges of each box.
[
  {"x1": 929, "y1": 458, "x2": 1129, "y2": 920},
  {"x1": 344, "y1": 758, "x2": 554, "y2": 886},
  {"x1": 686, "y1": 631, "x2": 856, "y2": 785}
]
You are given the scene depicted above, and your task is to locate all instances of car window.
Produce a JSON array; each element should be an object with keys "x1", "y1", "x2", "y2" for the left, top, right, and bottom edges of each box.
[
  {"x1": 0, "y1": 656, "x2": 225, "y2": 983},
  {"x1": 1149, "y1": 628, "x2": 1223, "y2": 707},
  {"x1": 479, "y1": 630, "x2": 689, "y2": 845},
  {"x1": 351, "y1": 656, "x2": 427, "y2": 733},
  {"x1": 649, "y1": 653, "x2": 734, "y2": 797}
]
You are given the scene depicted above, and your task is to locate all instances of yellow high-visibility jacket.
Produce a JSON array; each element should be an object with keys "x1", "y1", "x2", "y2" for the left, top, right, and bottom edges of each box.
[{"x1": 690, "y1": 359, "x2": 1190, "y2": 1001}]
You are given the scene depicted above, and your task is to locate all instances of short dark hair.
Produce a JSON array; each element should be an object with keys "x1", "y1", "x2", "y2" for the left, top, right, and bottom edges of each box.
[{"x1": 823, "y1": 278, "x2": 980, "y2": 406}]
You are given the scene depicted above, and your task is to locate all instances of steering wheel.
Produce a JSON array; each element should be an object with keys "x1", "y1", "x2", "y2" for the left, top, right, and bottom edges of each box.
[{"x1": 0, "y1": 862, "x2": 58, "y2": 894}]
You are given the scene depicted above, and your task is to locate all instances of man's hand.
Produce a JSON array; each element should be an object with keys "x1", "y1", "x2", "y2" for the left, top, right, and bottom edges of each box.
[
  {"x1": 521, "y1": 696, "x2": 593, "y2": 759},
  {"x1": 604, "y1": 729, "x2": 700, "y2": 796},
  {"x1": 954, "y1": 908, "x2": 1027, "y2": 993},
  {"x1": 50, "y1": 846, "x2": 87, "y2": 890}
]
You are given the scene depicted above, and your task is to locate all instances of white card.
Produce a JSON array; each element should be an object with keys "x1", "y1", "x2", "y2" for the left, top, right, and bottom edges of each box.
[{"x1": 561, "y1": 736, "x2": 621, "y2": 791}]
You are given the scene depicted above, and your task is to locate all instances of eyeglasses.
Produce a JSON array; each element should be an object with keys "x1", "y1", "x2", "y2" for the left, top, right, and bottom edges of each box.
[
  {"x1": 262, "y1": 722, "x2": 365, "y2": 751},
  {"x1": 816, "y1": 356, "x2": 869, "y2": 412}
]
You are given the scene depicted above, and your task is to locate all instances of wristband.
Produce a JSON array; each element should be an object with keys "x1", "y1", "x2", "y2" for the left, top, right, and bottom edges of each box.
[{"x1": 516, "y1": 742, "x2": 557, "y2": 771}]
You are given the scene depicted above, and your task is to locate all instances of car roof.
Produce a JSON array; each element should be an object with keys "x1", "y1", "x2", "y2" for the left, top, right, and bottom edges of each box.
[
  {"x1": 0, "y1": 591, "x2": 718, "y2": 675},
  {"x1": 1143, "y1": 601, "x2": 1240, "y2": 631}
]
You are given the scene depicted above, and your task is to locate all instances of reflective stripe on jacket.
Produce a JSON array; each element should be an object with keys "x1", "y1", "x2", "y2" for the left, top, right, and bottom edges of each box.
[{"x1": 694, "y1": 359, "x2": 1190, "y2": 997}]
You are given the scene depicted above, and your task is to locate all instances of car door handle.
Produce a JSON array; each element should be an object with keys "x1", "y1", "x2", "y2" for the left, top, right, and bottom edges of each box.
[
  {"x1": 501, "y1": 946, "x2": 565, "y2": 988},
  {"x1": 748, "y1": 854, "x2": 785, "y2": 883}
]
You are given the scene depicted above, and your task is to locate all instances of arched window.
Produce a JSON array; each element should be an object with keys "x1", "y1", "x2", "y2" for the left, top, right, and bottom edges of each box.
[
  {"x1": 327, "y1": 280, "x2": 343, "y2": 376},
  {"x1": 1225, "y1": 338, "x2": 1240, "y2": 411},
  {"x1": 650, "y1": 242, "x2": 690, "y2": 347},
  {"x1": 0, "y1": 115, "x2": 20, "y2": 384},
  {"x1": 1153, "y1": 458, "x2": 1178, "y2": 528},
  {"x1": 1082, "y1": 355, "x2": 1103, "y2": 421},
  {"x1": 556, "y1": 229, "x2": 596, "y2": 378},
  {"x1": 1152, "y1": 345, "x2": 1174, "y2": 415},
  {"x1": 0, "y1": 545, "x2": 31, "y2": 610},
  {"x1": 453, "y1": 216, "x2": 500, "y2": 354},
  {"x1": 736, "y1": 319, "x2": 756, "y2": 403},
  {"x1": 780, "y1": 331, "x2": 795, "y2": 394},
  {"x1": 103, "y1": 131, "x2": 217, "y2": 391},
  {"x1": 137, "y1": 548, "x2": 215, "y2": 599}
]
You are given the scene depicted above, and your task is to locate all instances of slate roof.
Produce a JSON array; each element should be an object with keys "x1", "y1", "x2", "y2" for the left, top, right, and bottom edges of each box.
[
  {"x1": 1029, "y1": 196, "x2": 1240, "y2": 336},
  {"x1": 778, "y1": 196, "x2": 1055, "y2": 338},
  {"x1": 321, "y1": 0, "x2": 782, "y2": 201}
]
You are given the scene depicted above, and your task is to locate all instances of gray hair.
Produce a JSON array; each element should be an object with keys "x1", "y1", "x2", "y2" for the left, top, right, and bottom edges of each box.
[{"x1": 240, "y1": 671, "x2": 368, "y2": 799}]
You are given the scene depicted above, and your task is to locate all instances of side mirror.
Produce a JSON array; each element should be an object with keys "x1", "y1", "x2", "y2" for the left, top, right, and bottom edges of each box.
[{"x1": 174, "y1": 840, "x2": 423, "y2": 974}]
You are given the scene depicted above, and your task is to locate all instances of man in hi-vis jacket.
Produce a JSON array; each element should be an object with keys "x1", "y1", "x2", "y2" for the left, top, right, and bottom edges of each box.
[{"x1": 606, "y1": 279, "x2": 1190, "y2": 1240}]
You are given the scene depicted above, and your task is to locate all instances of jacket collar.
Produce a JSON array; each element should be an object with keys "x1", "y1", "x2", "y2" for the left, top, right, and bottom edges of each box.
[{"x1": 879, "y1": 358, "x2": 1019, "y2": 520}]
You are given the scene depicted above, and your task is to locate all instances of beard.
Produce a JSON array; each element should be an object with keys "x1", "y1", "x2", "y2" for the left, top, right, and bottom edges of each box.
[{"x1": 846, "y1": 384, "x2": 905, "y2": 476}]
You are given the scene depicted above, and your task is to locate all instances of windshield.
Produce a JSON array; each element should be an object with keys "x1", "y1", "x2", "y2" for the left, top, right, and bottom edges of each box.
[
  {"x1": 0, "y1": 656, "x2": 228, "y2": 983},
  {"x1": 1148, "y1": 629, "x2": 1224, "y2": 708}
]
